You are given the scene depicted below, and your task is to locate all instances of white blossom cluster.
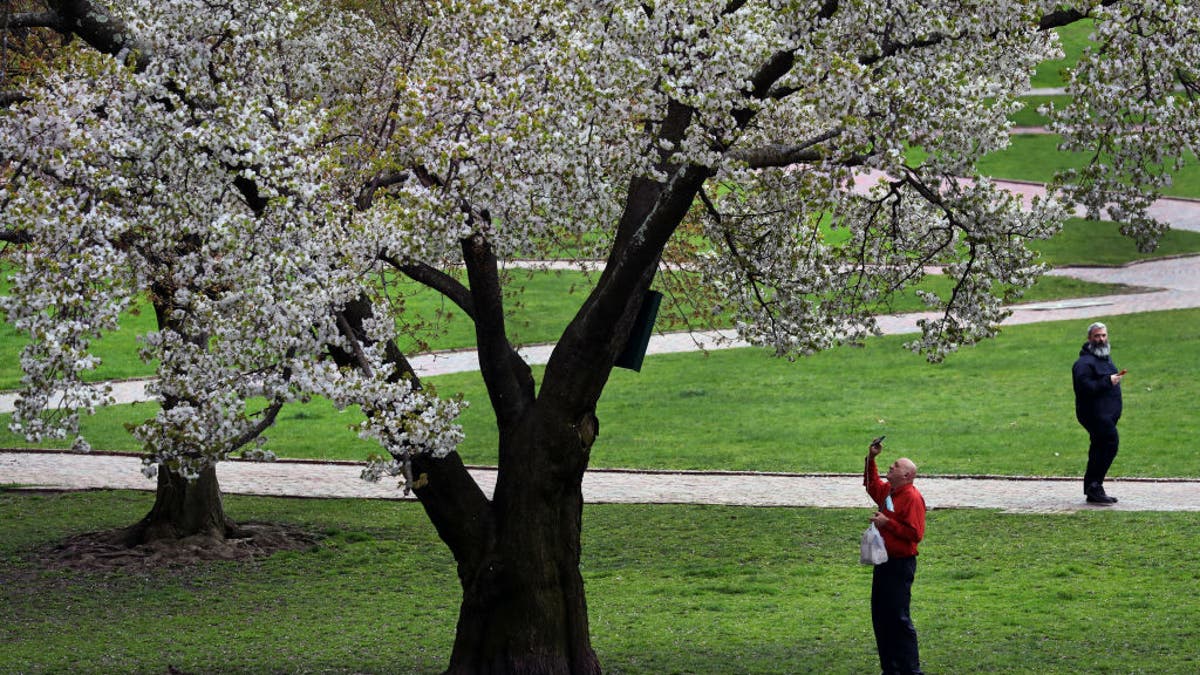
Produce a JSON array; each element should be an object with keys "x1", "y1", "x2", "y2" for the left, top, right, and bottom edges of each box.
[{"x1": 1048, "y1": 0, "x2": 1200, "y2": 251}]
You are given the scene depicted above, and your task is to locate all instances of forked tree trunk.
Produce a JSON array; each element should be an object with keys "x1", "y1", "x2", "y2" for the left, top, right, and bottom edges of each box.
[
  {"x1": 116, "y1": 464, "x2": 237, "y2": 546},
  {"x1": 421, "y1": 412, "x2": 602, "y2": 675},
  {"x1": 444, "y1": 490, "x2": 597, "y2": 674}
]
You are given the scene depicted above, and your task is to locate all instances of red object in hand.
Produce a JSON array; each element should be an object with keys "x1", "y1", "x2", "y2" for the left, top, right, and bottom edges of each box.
[{"x1": 1118, "y1": 369, "x2": 1128, "y2": 375}]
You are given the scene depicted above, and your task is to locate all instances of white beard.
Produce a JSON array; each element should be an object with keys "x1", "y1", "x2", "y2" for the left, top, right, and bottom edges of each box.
[{"x1": 1090, "y1": 342, "x2": 1111, "y2": 358}]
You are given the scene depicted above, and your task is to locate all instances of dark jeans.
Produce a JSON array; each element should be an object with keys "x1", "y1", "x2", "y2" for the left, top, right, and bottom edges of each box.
[
  {"x1": 872, "y1": 556, "x2": 921, "y2": 675},
  {"x1": 1080, "y1": 416, "x2": 1120, "y2": 495}
]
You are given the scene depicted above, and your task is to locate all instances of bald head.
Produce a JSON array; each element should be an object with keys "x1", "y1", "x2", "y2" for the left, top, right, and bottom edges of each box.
[{"x1": 886, "y1": 457, "x2": 918, "y2": 488}]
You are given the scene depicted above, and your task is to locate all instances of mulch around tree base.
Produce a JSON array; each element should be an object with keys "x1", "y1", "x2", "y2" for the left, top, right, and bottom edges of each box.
[{"x1": 26, "y1": 522, "x2": 321, "y2": 573}]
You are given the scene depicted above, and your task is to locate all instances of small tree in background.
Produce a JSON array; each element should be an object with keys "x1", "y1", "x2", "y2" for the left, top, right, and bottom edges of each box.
[
  {"x1": 3, "y1": 0, "x2": 1197, "y2": 671},
  {"x1": 0, "y1": 0, "x2": 456, "y2": 543}
]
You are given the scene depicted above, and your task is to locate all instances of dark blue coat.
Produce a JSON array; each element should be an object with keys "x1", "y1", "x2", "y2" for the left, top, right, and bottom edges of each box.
[{"x1": 1072, "y1": 344, "x2": 1122, "y2": 424}]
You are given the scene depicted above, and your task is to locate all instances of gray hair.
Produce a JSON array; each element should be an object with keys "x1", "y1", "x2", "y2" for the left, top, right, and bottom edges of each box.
[{"x1": 1087, "y1": 321, "x2": 1107, "y2": 337}]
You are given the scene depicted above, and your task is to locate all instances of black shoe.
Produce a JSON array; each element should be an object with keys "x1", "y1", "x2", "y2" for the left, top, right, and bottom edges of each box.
[{"x1": 1086, "y1": 493, "x2": 1116, "y2": 505}]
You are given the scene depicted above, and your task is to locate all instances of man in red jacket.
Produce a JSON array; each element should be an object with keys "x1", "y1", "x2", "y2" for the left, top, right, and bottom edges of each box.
[{"x1": 864, "y1": 438, "x2": 927, "y2": 675}]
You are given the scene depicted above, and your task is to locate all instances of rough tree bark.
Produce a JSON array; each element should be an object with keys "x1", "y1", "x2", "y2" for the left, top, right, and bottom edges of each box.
[
  {"x1": 412, "y1": 408, "x2": 602, "y2": 674},
  {"x1": 116, "y1": 463, "x2": 237, "y2": 546}
]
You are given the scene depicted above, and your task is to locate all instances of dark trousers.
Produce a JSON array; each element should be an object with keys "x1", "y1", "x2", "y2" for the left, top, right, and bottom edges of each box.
[
  {"x1": 872, "y1": 556, "x2": 921, "y2": 675},
  {"x1": 1080, "y1": 416, "x2": 1119, "y2": 495}
]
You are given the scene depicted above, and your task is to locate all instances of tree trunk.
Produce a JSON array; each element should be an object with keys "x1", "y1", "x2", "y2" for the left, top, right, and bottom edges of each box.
[
  {"x1": 116, "y1": 464, "x2": 237, "y2": 546},
  {"x1": 443, "y1": 493, "x2": 597, "y2": 674},
  {"x1": 425, "y1": 410, "x2": 601, "y2": 675},
  {"x1": 115, "y1": 295, "x2": 237, "y2": 547}
]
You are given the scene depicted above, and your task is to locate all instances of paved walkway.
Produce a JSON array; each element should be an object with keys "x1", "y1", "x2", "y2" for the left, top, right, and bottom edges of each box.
[
  {"x1": 3, "y1": 449, "x2": 1199, "y2": 513},
  {"x1": 3, "y1": 177, "x2": 1200, "y2": 513}
]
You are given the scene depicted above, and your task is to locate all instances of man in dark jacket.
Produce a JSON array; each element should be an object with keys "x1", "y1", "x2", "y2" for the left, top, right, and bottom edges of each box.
[{"x1": 1072, "y1": 321, "x2": 1127, "y2": 505}]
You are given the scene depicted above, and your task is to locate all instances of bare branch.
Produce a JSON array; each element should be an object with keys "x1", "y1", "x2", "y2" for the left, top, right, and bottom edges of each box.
[
  {"x1": 461, "y1": 232, "x2": 534, "y2": 426},
  {"x1": 227, "y1": 400, "x2": 285, "y2": 453},
  {"x1": 4, "y1": 11, "x2": 65, "y2": 31},
  {"x1": 382, "y1": 255, "x2": 475, "y2": 319},
  {"x1": 1, "y1": 229, "x2": 33, "y2": 244}
]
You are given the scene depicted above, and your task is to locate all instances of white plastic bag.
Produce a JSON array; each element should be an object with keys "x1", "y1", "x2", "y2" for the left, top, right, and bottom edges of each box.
[{"x1": 860, "y1": 523, "x2": 888, "y2": 565}]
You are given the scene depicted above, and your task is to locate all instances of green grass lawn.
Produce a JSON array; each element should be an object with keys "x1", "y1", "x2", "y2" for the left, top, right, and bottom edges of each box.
[
  {"x1": 524, "y1": 309, "x2": 1200, "y2": 478},
  {"x1": 1032, "y1": 217, "x2": 1200, "y2": 266},
  {"x1": 1032, "y1": 20, "x2": 1094, "y2": 89},
  {"x1": 1, "y1": 490, "x2": 1198, "y2": 674},
  {"x1": 0, "y1": 298, "x2": 161, "y2": 388},
  {"x1": 1009, "y1": 94, "x2": 1074, "y2": 127},
  {"x1": 6, "y1": 308, "x2": 1197, "y2": 479},
  {"x1": 979, "y1": 134, "x2": 1200, "y2": 199}
]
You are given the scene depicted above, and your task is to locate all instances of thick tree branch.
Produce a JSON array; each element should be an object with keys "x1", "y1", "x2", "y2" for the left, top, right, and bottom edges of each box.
[
  {"x1": 327, "y1": 296, "x2": 494, "y2": 569},
  {"x1": 382, "y1": 255, "x2": 475, "y2": 318},
  {"x1": 411, "y1": 451, "x2": 496, "y2": 594},
  {"x1": 727, "y1": 127, "x2": 868, "y2": 169},
  {"x1": 227, "y1": 400, "x2": 284, "y2": 453},
  {"x1": 329, "y1": 294, "x2": 424, "y2": 386},
  {"x1": 729, "y1": 144, "x2": 870, "y2": 169},
  {"x1": 334, "y1": 308, "x2": 376, "y2": 377},
  {"x1": 0, "y1": 91, "x2": 32, "y2": 107},
  {"x1": 721, "y1": 0, "x2": 748, "y2": 15},
  {"x1": 543, "y1": 161, "x2": 711, "y2": 409},
  {"x1": 1, "y1": 229, "x2": 33, "y2": 244},
  {"x1": 232, "y1": 175, "x2": 269, "y2": 216},
  {"x1": 355, "y1": 171, "x2": 411, "y2": 211},
  {"x1": 540, "y1": 96, "x2": 703, "y2": 411},
  {"x1": 733, "y1": 1, "x2": 839, "y2": 109},
  {"x1": 1039, "y1": 2, "x2": 1119, "y2": 31},
  {"x1": 5, "y1": 11, "x2": 65, "y2": 30},
  {"x1": 461, "y1": 232, "x2": 535, "y2": 428},
  {"x1": 388, "y1": 166, "x2": 535, "y2": 426},
  {"x1": 861, "y1": 33, "x2": 947, "y2": 67},
  {"x1": 46, "y1": 0, "x2": 152, "y2": 71},
  {"x1": 327, "y1": 277, "x2": 498, "y2": 574}
]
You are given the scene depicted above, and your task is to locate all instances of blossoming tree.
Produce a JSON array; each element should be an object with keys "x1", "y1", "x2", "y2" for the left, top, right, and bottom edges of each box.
[
  {"x1": 0, "y1": 0, "x2": 462, "y2": 543},
  {"x1": 3, "y1": 0, "x2": 1197, "y2": 671}
]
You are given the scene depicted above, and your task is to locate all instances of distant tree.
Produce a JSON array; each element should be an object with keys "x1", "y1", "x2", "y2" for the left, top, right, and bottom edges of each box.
[
  {"x1": 0, "y1": 0, "x2": 448, "y2": 543},
  {"x1": 2, "y1": 0, "x2": 1196, "y2": 671}
]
